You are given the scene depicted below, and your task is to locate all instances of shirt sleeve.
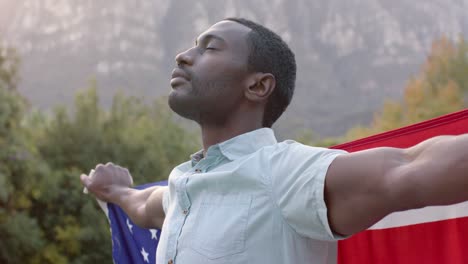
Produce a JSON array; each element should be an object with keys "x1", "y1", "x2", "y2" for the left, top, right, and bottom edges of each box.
[{"x1": 270, "y1": 141, "x2": 347, "y2": 241}]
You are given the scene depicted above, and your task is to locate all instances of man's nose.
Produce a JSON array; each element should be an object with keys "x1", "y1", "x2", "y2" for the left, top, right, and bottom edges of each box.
[{"x1": 175, "y1": 48, "x2": 195, "y2": 66}]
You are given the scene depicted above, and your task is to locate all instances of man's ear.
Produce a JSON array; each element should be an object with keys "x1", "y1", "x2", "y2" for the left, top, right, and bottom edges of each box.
[{"x1": 245, "y1": 73, "x2": 276, "y2": 102}]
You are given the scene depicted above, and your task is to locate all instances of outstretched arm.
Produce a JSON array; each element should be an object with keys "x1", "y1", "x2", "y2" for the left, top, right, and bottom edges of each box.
[
  {"x1": 325, "y1": 134, "x2": 468, "y2": 236},
  {"x1": 80, "y1": 162, "x2": 167, "y2": 229},
  {"x1": 112, "y1": 185, "x2": 167, "y2": 229}
]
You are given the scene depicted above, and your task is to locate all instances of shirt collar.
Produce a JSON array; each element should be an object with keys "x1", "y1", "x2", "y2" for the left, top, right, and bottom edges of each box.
[{"x1": 190, "y1": 128, "x2": 277, "y2": 164}]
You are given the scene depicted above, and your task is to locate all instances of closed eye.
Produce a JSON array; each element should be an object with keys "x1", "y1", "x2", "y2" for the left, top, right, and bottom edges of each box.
[{"x1": 195, "y1": 46, "x2": 216, "y2": 55}]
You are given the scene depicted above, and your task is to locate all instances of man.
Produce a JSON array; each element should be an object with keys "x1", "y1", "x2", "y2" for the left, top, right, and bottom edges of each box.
[{"x1": 80, "y1": 18, "x2": 468, "y2": 264}]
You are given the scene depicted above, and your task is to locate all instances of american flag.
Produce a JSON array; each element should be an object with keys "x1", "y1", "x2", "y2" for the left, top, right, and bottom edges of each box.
[
  {"x1": 334, "y1": 109, "x2": 468, "y2": 264},
  {"x1": 101, "y1": 182, "x2": 167, "y2": 264},
  {"x1": 98, "y1": 109, "x2": 468, "y2": 264}
]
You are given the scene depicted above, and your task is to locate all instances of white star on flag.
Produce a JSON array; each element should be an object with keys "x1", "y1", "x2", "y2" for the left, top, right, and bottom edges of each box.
[
  {"x1": 141, "y1": 247, "x2": 149, "y2": 263},
  {"x1": 126, "y1": 218, "x2": 133, "y2": 234},
  {"x1": 150, "y1": 229, "x2": 159, "y2": 240}
]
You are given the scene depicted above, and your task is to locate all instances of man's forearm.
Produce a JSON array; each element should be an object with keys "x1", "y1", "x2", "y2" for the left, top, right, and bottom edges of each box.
[
  {"x1": 402, "y1": 134, "x2": 468, "y2": 209},
  {"x1": 115, "y1": 186, "x2": 167, "y2": 229}
]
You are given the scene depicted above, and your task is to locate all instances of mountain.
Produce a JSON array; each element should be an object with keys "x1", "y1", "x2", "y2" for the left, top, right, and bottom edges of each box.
[{"x1": 1, "y1": 0, "x2": 467, "y2": 138}]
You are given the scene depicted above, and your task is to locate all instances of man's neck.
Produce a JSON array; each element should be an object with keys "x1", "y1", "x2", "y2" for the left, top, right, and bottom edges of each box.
[
  {"x1": 197, "y1": 104, "x2": 266, "y2": 154},
  {"x1": 200, "y1": 122, "x2": 263, "y2": 155}
]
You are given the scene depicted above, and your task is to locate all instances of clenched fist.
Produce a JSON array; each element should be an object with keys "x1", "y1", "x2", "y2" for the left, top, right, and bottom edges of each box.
[{"x1": 80, "y1": 162, "x2": 134, "y2": 203}]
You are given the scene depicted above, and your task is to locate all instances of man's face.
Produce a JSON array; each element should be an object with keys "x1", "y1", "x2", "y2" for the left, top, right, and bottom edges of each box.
[{"x1": 168, "y1": 20, "x2": 252, "y2": 124}]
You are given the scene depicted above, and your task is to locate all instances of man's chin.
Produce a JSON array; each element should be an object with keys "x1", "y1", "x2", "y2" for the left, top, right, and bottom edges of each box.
[{"x1": 167, "y1": 93, "x2": 199, "y2": 122}]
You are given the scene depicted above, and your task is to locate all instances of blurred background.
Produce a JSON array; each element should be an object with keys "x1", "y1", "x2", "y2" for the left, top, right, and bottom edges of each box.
[{"x1": 0, "y1": 0, "x2": 467, "y2": 263}]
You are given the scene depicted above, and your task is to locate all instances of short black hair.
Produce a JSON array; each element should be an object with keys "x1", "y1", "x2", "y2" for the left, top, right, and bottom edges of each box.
[{"x1": 225, "y1": 17, "x2": 296, "y2": 128}]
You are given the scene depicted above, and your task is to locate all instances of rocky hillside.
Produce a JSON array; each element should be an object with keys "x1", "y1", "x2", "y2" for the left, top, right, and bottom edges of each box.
[{"x1": 1, "y1": 0, "x2": 467, "y2": 137}]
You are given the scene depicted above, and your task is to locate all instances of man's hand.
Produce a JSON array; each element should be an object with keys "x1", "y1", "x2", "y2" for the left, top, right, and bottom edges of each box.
[
  {"x1": 80, "y1": 162, "x2": 133, "y2": 203},
  {"x1": 80, "y1": 162, "x2": 167, "y2": 229}
]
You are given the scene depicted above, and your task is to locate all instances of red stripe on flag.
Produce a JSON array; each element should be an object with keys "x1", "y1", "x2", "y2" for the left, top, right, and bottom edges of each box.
[
  {"x1": 338, "y1": 217, "x2": 468, "y2": 264},
  {"x1": 332, "y1": 109, "x2": 468, "y2": 151}
]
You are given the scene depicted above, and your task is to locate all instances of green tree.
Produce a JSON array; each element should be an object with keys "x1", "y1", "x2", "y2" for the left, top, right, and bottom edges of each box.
[
  {"x1": 0, "y1": 40, "x2": 50, "y2": 263},
  {"x1": 26, "y1": 84, "x2": 199, "y2": 263},
  {"x1": 1, "y1": 40, "x2": 199, "y2": 263}
]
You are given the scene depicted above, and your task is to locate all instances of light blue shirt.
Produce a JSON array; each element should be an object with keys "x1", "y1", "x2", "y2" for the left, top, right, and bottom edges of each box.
[{"x1": 157, "y1": 128, "x2": 347, "y2": 264}]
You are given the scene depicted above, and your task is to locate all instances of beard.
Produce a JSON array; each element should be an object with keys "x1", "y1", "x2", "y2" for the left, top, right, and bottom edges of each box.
[
  {"x1": 168, "y1": 74, "x2": 240, "y2": 125},
  {"x1": 168, "y1": 88, "x2": 202, "y2": 122}
]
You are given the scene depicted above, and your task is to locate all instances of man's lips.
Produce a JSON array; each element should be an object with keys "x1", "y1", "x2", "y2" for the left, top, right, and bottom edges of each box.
[
  {"x1": 171, "y1": 68, "x2": 190, "y2": 81},
  {"x1": 170, "y1": 68, "x2": 191, "y2": 88}
]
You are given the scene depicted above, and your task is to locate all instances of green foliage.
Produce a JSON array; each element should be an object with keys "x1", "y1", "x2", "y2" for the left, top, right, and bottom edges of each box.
[
  {"x1": 27, "y1": 86, "x2": 198, "y2": 263},
  {"x1": 294, "y1": 129, "x2": 342, "y2": 147},
  {"x1": 0, "y1": 41, "x2": 198, "y2": 263},
  {"x1": 0, "y1": 41, "x2": 49, "y2": 264},
  {"x1": 37, "y1": 85, "x2": 198, "y2": 184},
  {"x1": 0, "y1": 212, "x2": 45, "y2": 263}
]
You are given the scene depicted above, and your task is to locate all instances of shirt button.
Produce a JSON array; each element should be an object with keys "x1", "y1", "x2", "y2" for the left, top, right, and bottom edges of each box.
[
  {"x1": 182, "y1": 209, "x2": 188, "y2": 215},
  {"x1": 168, "y1": 260, "x2": 173, "y2": 264}
]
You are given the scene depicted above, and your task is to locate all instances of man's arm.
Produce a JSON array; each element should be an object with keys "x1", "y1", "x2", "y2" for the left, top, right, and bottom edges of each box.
[
  {"x1": 80, "y1": 162, "x2": 167, "y2": 229},
  {"x1": 325, "y1": 134, "x2": 468, "y2": 236},
  {"x1": 113, "y1": 186, "x2": 167, "y2": 229}
]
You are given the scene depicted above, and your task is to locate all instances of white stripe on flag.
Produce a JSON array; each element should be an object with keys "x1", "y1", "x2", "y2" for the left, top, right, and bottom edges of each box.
[{"x1": 369, "y1": 201, "x2": 468, "y2": 230}]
